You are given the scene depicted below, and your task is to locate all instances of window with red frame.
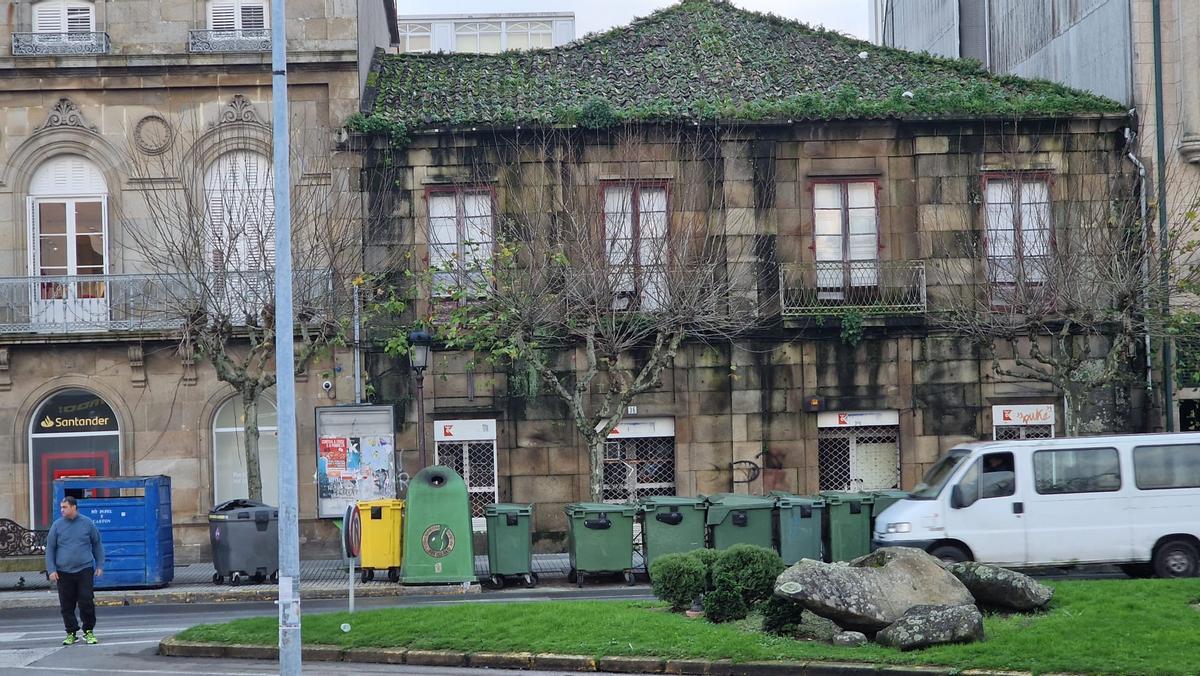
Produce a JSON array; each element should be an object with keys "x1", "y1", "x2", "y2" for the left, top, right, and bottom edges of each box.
[
  {"x1": 427, "y1": 187, "x2": 494, "y2": 297},
  {"x1": 813, "y1": 180, "x2": 878, "y2": 298},
  {"x1": 603, "y1": 182, "x2": 668, "y2": 310},
  {"x1": 984, "y1": 176, "x2": 1050, "y2": 288}
]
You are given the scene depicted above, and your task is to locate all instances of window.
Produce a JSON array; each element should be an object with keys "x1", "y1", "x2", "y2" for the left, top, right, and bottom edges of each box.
[
  {"x1": 33, "y1": 0, "x2": 94, "y2": 33},
  {"x1": 28, "y1": 389, "x2": 120, "y2": 529},
  {"x1": 812, "y1": 180, "x2": 878, "y2": 295},
  {"x1": 434, "y1": 419, "x2": 498, "y2": 531},
  {"x1": 427, "y1": 187, "x2": 494, "y2": 297},
  {"x1": 1033, "y1": 447, "x2": 1120, "y2": 494},
  {"x1": 984, "y1": 176, "x2": 1051, "y2": 289},
  {"x1": 604, "y1": 182, "x2": 668, "y2": 311},
  {"x1": 505, "y1": 21, "x2": 553, "y2": 49},
  {"x1": 1133, "y1": 444, "x2": 1200, "y2": 490},
  {"x1": 208, "y1": 0, "x2": 267, "y2": 31},
  {"x1": 204, "y1": 151, "x2": 274, "y2": 272},
  {"x1": 454, "y1": 22, "x2": 501, "y2": 53},
  {"x1": 816, "y1": 423, "x2": 899, "y2": 491},
  {"x1": 399, "y1": 22, "x2": 432, "y2": 52},
  {"x1": 213, "y1": 394, "x2": 278, "y2": 505}
]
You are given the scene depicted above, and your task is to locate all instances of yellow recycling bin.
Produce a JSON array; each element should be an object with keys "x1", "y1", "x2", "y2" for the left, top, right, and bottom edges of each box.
[{"x1": 357, "y1": 498, "x2": 404, "y2": 582}]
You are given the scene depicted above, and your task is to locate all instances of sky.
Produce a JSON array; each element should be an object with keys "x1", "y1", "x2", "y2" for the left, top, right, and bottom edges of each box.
[{"x1": 398, "y1": 1, "x2": 872, "y2": 41}]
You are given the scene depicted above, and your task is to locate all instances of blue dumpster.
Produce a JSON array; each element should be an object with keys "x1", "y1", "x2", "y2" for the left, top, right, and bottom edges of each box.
[{"x1": 53, "y1": 475, "x2": 174, "y2": 589}]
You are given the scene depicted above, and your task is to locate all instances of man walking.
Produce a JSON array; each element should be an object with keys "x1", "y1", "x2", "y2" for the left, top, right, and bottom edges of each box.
[{"x1": 45, "y1": 496, "x2": 104, "y2": 645}]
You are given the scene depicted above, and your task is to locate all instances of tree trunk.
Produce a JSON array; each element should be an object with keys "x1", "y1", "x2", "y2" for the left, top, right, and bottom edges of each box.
[
  {"x1": 588, "y1": 434, "x2": 607, "y2": 502},
  {"x1": 1063, "y1": 383, "x2": 1089, "y2": 437},
  {"x1": 243, "y1": 388, "x2": 263, "y2": 502}
]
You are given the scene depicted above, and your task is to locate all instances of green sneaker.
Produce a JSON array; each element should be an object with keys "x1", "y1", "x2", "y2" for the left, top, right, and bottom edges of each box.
[
  {"x1": 82, "y1": 630, "x2": 97, "y2": 645},
  {"x1": 62, "y1": 632, "x2": 77, "y2": 646}
]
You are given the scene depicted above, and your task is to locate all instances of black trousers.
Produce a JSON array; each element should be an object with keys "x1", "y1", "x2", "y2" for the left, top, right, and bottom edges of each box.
[{"x1": 55, "y1": 568, "x2": 96, "y2": 633}]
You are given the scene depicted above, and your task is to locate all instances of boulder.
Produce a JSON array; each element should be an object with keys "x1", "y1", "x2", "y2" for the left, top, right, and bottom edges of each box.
[
  {"x1": 875, "y1": 604, "x2": 985, "y2": 651},
  {"x1": 832, "y1": 631, "x2": 868, "y2": 647},
  {"x1": 793, "y1": 611, "x2": 842, "y2": 642},
  {"x1": 774, "y1": 547, "x2": 974, "y2": 631},
  {"x1": 946, "y1": 561, "x2": 1053, "y2": 610}
]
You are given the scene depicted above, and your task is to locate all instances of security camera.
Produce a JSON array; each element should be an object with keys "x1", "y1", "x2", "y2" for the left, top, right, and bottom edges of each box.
[{"x1": 322, "y1": 380, "x2": 333, "y2": 392}]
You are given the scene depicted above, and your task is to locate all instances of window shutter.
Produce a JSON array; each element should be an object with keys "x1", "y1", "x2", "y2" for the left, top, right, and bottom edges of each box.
[
  {"x1": 209, "y1": 1, "x2": 236, "y2": 31},
  {"x1": 34, "y1": 2, "x2": 65, "y2": 33},
  {"x1": 240, "y1": 2, "x2": 267, "y2": 30},
  {"x1": 65, "y1": 5, "x2": 92, "y2": 32}
]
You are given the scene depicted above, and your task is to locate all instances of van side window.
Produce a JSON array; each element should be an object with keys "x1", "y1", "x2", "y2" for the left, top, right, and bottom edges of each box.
[
  {"x1": 981, "y1": 452, "x2": 1015, "y2": 498},
  {"x1": 1032, "y1": 448, "x2": 1120, "y2": 494},
  {"x1": 956, "y1": 459, "x2": 981, "y2": 507},
  {"x1": 1133, "y1": 443, "x2": 1200, "y2": 490}
]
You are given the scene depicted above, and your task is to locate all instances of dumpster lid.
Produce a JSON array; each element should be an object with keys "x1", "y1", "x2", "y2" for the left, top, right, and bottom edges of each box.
[
  {"x1": 485, "y1": 503, "x2": 533, "y2": 516},
  {"x1": 868, "y1": 489, "x2": 911, "y2": 499},
  {"x1": 638, "y1": 496, "x2": 704, "y2": 511},
  {"x1": 703, "y1": 493, "x2": 775, "y2": 526},
  {"x1": 769, "y1": 491, "x2": 825, "y2": 508},
  {"x1": 564, "y1": 502, "x2": 638, "y2": 516},
  {"x1": 818, "y1": 491, "x2": 876, "y2": 504},
  {"x1": 211, "y1": 499, "x2": 272, "y2": 513}
]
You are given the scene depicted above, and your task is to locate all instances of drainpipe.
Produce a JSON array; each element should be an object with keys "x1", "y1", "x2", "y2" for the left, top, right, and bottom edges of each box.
[
  {"x1": 353, "y1": 283, "x2": 362, "y2": 404},
  {"x1": 1124, "y1": 124, "x2": 1153, "y2": 395},
  {"x1": 1152, "y1": 0, "x2": 1174, "y2": 431}
]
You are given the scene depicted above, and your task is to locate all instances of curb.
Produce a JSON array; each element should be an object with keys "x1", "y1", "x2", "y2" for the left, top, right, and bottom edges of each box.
[
  {"x1": 157, "y1": 638, "x2": 1027, "y2": 676},
  {"x1": 0, "y1": 583, "x2": 480, "y2": 610}
]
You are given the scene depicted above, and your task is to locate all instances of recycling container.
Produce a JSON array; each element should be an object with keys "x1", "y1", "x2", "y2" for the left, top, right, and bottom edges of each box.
[
  {"x1": 819, "y1": 491, "x2": 875, "y2": 562},
  {"x1": 401, "y1": 466, "x2": 475, "y2": 584},
  {"x1": 770, "y1": 492, "x2": 825, "y2": 565},
  {"x1": 868, "y1": 489, "x2": 911, "y2": 527},
  {"x1": 208, "y1": 499, "x2": 278, "y2": 585},
  {"x1": 358, "y1": 498, "x2": 404, "y2": 582},
  {"x1": 564, "y1": 502, "x2": 638, "y2": 585},
  {"x1": 639, "y1": 496, "x2": 706, "y2": 571},
  {"x1": 483, "y1": 503, "x2": 535, "y2": 588},
  {"x1": 53, "y1": 475, "x2": 174, "y2": 589},
  {"x1": 704, "y1": 493, "x2": 776, "y2": 551}
]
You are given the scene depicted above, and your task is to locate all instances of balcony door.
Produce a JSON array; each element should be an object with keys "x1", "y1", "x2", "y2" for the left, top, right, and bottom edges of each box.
[
  {"x1": 813, "y1": 180, "x2": 878, "y2": 301},
  {"x1": 27, "y1": 155, "x2": 108, "y2": 332}
]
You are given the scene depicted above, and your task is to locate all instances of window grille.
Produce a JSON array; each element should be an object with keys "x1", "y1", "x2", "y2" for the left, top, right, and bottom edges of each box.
[
  {"x1": 994, "y1": 424, "x2": 1053, "y2": 440},
  {"x1": 601, "y1": 436, "x2": 675, "y2": 503},
  {"x1": 817, "y1": 425, "x2": 899, "y2": 491},
  {"x1": 435, "y1": 439, "x2": 498, "y2": 530}
]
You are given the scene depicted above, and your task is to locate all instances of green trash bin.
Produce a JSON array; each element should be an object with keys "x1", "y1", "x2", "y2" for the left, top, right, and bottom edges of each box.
[
  {"x1": 770, "y1": 492, "x2": 825, "y2": 565},
  {"x1": 564, "y1": 503, "x2": 638, "y2": 585},
  {"x1": 401, "y1": 466, "x2": 476, "y2": 585},
  {"x1": 639, "y1": 496, "x2": 706, "y2": 571},
  {"x1": 820, "y1": 491, "x2": 875, "y2": 562},
  {"x1": 868, "y1": 489, "x2": 910, "y2": 530},
  {"x1": 484, "y1": 503, "x2": 536, "y2": 589},
  {"x1": 704, "y1": 493, "x2": 775, "y2": 551}
]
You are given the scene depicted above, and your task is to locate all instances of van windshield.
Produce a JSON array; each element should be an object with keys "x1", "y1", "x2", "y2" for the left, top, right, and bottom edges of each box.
[{"x1": 910, "y1": 449, "x2": 971, "y2": 499}]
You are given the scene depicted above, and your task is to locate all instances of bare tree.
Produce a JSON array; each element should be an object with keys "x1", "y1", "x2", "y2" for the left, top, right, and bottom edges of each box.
[
  {"x1": 391, "y1": 124, "x2": 772, "y2": 500},
  {"x1": 122, "y1": 104, "x2": 382, "y2": 500}
]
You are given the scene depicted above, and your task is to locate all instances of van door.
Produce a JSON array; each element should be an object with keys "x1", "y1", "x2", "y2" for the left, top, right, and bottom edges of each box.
[
  {"x1": 1023, "y1": 445, "x2": 1130, "y2": 565},
  {"x1": 942, "y1": 451, "x2": 1026, "y2": 565}
]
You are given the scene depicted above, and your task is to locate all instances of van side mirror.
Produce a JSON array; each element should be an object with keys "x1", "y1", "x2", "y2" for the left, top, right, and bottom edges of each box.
[{"x1": 950, "y1": 484, "x2": 965, "y2": 509}]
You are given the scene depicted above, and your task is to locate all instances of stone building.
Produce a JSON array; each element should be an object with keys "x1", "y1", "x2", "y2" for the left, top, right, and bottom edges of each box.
[
  {"x1": 360, "y1": 0, "x2": 1137, "y2": 549},
  {"x1": 0, "y1": 0, "x2": 395, "y2": 560}
]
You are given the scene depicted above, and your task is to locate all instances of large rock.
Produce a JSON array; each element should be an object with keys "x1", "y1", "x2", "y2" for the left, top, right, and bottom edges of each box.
[
  {"x1": 946, "y1": 561, "x2": 1053, "y2": 610},
  {"x1": 833, "y1": 631, "x2": 868, "y2": 647},
  {"x1": 774, "y1": 547, "x2": 974, "y2": 631},
  {"x1": 792, "y1": 611, "x2": 842, "y2": 642},
  {"x1": 875, "y1": 604, "x2": 985, "y2": 651}
]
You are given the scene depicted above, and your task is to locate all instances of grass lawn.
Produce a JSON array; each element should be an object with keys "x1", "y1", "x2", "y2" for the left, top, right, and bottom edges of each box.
[{"x1": 177, "y1": 579, "x2": 1200, "y2": 674}]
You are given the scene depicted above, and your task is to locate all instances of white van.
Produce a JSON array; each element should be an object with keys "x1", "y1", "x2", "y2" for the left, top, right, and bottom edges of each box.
[{"x1": 872, "y1": 433, "x2": 1200, "y2": 577}]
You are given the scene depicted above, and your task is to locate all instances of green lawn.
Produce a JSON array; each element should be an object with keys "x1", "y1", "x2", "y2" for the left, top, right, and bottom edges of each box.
[{"x1": 178, "y1": 579, "x2": 1200, "y2": 674}]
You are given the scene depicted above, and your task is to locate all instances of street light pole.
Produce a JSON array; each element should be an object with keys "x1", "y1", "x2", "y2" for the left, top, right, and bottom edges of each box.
[{"x1": 408, "y1": 330, "x2": 432, "y2": 469}]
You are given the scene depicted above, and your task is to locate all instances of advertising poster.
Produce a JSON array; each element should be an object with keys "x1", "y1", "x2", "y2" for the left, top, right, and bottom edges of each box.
[{"x1": 317, "y1": 434, "x2": 395, "y2": 517}]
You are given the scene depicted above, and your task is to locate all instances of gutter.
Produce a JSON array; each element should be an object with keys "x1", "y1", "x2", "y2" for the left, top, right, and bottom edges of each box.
[
  {"x1": 1152, "y1": 0, "x2": 1174, "y2": 430},
  {"x1": 1124, "y1": 122, "x2": 1153, "y2": 398}
]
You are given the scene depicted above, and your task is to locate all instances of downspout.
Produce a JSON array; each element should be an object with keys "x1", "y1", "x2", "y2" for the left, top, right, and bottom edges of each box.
[
  {"x1": 353, "y1": 284, "x2": 362, "y2": 404},
  {"x1": 1152, "y1": 0, "x2": 1174, "y2": 431},
  {"x1": 1124, "y1": 124, "x2": 1152, "y2": 395}
]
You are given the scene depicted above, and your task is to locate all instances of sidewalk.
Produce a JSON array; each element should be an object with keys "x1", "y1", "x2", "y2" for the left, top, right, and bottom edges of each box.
[{"x1": 0, "y1": 553, "x2": 579, "y2": 609}]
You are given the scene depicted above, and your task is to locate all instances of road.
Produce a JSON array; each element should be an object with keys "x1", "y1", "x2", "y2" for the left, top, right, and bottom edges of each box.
[{"x1": 0, "y1": 586, "x2": 654, "y2": 675}]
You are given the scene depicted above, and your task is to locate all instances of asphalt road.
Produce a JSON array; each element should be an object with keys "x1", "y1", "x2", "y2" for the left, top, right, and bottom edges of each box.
[{"x1": 0, "y1": 586, "x2": 655, "y2": 675}]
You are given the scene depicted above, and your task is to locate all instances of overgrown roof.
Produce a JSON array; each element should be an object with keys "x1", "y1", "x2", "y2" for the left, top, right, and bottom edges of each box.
[{"x1": 367, "y1": 0, "x2": 1124, "y2": 131}]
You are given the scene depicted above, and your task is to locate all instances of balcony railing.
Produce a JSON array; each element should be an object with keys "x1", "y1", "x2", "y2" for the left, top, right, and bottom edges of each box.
[
  {"x1": 12, "y1": 31, "x2": 110, "y2": 56},
  {"x1": 188, "y1": 29, "x2": 270, "y2": 53},
  {"x1": 780, "y1": 260, "x2": 927, "y2": 317}
]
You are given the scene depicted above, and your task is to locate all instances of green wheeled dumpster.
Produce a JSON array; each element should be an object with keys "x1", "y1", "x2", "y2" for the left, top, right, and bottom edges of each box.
[
  {"x1": 639, "y1": 496, "x2": 706, "y2": 571},
  {"x1": 704, "y1": 493, "x2": 775, "y2": 551},
  {"x1": 400, "y1": 466, "x2": 475, "y2": 585},
  {"x1": 819, "y1": 491, "x2": 875, "y2": 562},
  {"x1": 484, "y1": 503, "x2": 536, "y2": 589},
  {"x1": 564, "y1": 503, "x2": 638, "y2": 586},
  {"x1": 770, "y1": 492, "x2": 825, "y2": 565}
]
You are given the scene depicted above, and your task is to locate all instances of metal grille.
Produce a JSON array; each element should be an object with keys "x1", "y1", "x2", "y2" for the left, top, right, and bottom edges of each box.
[
  {"x1": 602, "y1": 437, "x2": 675, "y2": 503},
  {"x1": 817, "y1": 425, "x2": 899, "y2": 491},
  {"x1": 994, "y1": 424, "x2": 1054, "y2": 440},
  {"x1": 435, "y1": 440, "x2": 498, "y2": 530}
]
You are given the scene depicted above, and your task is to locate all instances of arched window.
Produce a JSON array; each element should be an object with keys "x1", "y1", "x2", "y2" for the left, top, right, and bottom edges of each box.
[
  {"x1": 204, "y1": 150, "x2": 274, "y2": 272},
  {"x1": 32, "y1": 0, "x2": 95, "y2": 33},
  {"x1": 28, "y1": 389, "x2": 120, "y2": 528},
  {"x1": 212, "y1": 394, "x2": 279, "y2": 505},
  {"x1": 27, "y1": 155, "x2": 108, "y2": 327}
]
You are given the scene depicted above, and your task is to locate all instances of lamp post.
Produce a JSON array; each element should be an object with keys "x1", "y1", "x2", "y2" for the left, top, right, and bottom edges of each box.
[{"x1": 408, "y1": 330, "x2": 432, "y2": 468}]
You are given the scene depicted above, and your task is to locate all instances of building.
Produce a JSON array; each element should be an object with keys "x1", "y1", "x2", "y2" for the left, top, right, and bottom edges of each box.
[
  {"x1": 396, "y1": 12, "x2": 575, "y2": 54},
  {"x1": 358, "y1": 0, "x2": 1133, "y2": 548},
  {"x1": 0, "y1": 0, "x2": 395, "y2": 560},
  {"x1": 877, "y1": 0, "x2": 1200, "y2": 431}
]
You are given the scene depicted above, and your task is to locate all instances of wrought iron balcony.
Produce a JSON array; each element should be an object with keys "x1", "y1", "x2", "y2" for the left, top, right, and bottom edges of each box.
[
  {"x1": 780, "y1": 260, "x2": 927, "y2": 317},
  {"x1": 11, "y1": 31, "x2": 110, "y2": 56},
  {"x1": 188, "y1": 29, "x2": 270, "y2": 53}
]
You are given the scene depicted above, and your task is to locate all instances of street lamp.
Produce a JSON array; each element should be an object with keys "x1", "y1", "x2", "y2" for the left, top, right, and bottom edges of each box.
[{"x1": 408, "y1": 330, "x2": 432, "y2": 468}]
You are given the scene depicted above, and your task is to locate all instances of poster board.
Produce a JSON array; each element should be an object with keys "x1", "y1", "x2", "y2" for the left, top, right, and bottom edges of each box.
[{"x1": 315, "y1": 405, "x2": 396, "y2": 518}]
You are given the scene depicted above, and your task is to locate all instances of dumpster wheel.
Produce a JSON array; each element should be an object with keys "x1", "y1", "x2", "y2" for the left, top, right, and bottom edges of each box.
[
  {"x1": 567, "y1": 568, "x2": 577, "y2": 584},
  {"x1": 523, "y1": 572, "x2": 538, "y2": 588},
  {"x1": 212, "y1": 572, "x2": 223, "y2": 585},
  {"x1": 361, "y1": 568, "x2": 375, "y2": 583},
  {"x1": 387, "y1": 567, "x2": 400, "y2": 583},
  {"x1": 623, "y1": 570, "x2": 637, "y2": 586},
  {"x1": 270, "y1": 570, "x2": 279, "y2": 584},
  {"x1": 489, "y1": 574, "x2": 504, "y2": 589}
]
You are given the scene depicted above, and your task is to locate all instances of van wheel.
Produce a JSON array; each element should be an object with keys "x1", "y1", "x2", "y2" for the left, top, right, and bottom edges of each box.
[
  {"x1": 929, "y1": 544, "x2": 969, "y2": 564},
  {"x1": 1153, "y1": 539, "x2": 1199, "y2": 578}
]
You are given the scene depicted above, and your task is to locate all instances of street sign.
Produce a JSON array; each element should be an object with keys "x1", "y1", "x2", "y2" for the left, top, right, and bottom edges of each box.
[{"x1": 343, "y1": 503, "x2": 361, "y2": 559}]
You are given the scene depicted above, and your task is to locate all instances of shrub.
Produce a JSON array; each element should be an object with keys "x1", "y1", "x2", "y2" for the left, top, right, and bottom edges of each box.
[
  {"x1": 578, "y1": 97, "x2": 618, "y2": 129},
  {"x1": 702, "y1": 583, "x2": 748, "y2": 623},
  {"x1": 649, "y1": 553, "x2": 706, "y2": 611},
  {"x1": 761, "y1": 595, "x2": 807, "y2": 636},
  {"x1": 686, "y1": 548, "x2": 721, "y2": 591},
  {"x1": 711, "y1": 544, "x2": 785, "y2": 607}
]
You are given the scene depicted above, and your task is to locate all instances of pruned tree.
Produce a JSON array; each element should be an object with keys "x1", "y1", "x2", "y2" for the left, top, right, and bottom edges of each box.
[
  {"x1": 122, "y1": 103, "x2": 387, "y2": 500},
  {"x1": 387, "y1": 124, "x2": 772, "y2": 500}
]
